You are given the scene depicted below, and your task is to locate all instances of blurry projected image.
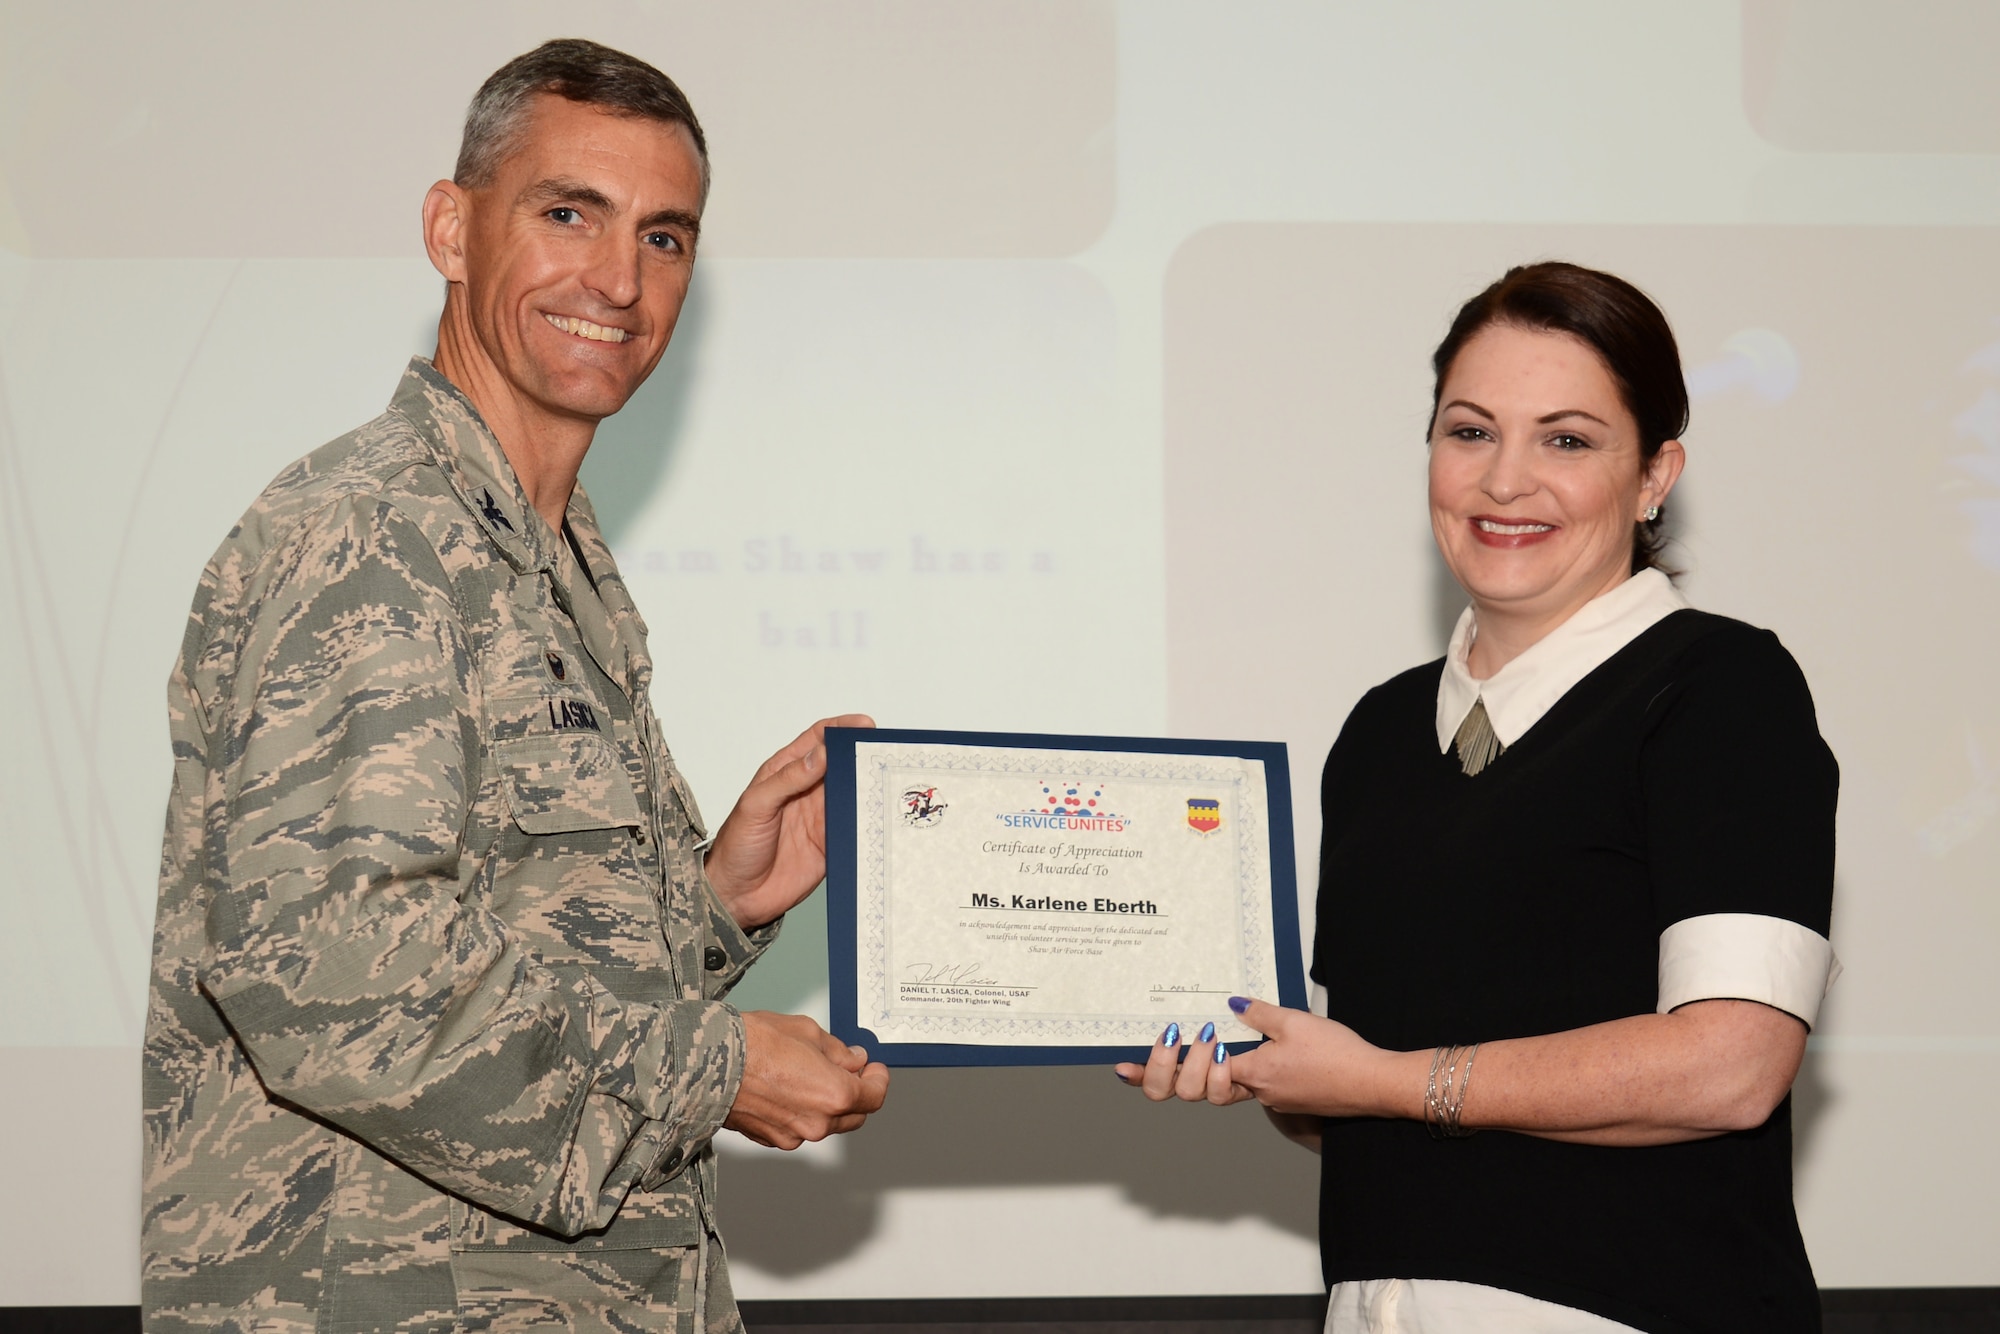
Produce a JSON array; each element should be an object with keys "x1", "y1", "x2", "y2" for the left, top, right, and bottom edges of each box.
[
  {"x1": 1742, "y1": 0, "x2": 2000, "y2": 154},
  {"x1": 0, "y1": 0, "x2": 1123, "y2": 1052},
  {"x1": 0, "y1": 251, "x2": 1140, "y2": 1043},
  {"x1": 0, "y1": 257, "x2": 455, "y2": 1052},
  {"x1": 1162, "y1": 224, "x2": 2000, "y2": 1035},
  {"x1": 0, "y1": 0, "x2": 1113, "y2": 259},
  {"x1": 1951, "y1": 335, "x2": 2000, "y2": 576},
  {"x1": 579, "y1": 259, "x2": 1143, "y2": 1013},
  {"x1": 1686, "y1": 328, "x2": 1800, "y2": 404}
]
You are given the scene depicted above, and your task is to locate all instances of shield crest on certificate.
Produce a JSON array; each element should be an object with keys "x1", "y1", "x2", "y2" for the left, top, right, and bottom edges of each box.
[{"x1": 1186, "y1": 798, "x2": 1222, "y2": 834}]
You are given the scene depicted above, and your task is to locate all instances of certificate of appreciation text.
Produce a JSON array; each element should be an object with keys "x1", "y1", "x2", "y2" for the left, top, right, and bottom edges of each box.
[{"x1": 825, "y1": 729, "x2": 1304, "y2": 1065}]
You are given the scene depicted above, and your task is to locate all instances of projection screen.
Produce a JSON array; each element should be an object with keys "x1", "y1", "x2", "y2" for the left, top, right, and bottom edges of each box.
[{"x1": 2, "y1": 0, "x2": 1996, "y2": 1304}]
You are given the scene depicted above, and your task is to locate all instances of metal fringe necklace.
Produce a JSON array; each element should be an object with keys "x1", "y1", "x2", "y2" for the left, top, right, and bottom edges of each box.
[{"x1": 1454, "y1": 697, "x2": 1503, "y2": 776}]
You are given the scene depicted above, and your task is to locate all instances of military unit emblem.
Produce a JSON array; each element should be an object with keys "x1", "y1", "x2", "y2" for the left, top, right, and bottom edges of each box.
[
  {"x1": 1186, "y1": 798, "x2": 1222, "y2": 835},
  {"x1": 903, "y1": 786, "x2": 948, "y2": 827}
]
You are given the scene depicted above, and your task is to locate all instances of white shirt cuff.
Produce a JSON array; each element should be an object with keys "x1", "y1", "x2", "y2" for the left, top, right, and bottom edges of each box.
[
  {"x1": 1309, "y1": 981, "x2": 1328, "y2": 1018},
  {"x1": 1657, "y1": 912, "x2": 1841, "y2": 1029}
]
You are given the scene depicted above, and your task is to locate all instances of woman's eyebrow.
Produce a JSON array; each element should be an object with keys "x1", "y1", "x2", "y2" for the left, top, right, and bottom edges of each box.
[
  {"x1": 1537, "y1": 409, "x2": 1611, "y2": 427},
  {"x1": 1440, "y1": 398, "x2": 1495, "y2": 420}
]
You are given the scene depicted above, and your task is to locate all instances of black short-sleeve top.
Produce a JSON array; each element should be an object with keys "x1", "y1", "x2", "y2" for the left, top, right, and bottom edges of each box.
[{"x1": 1311, "y1": 607, "x2": 1837, "y2": 1334}]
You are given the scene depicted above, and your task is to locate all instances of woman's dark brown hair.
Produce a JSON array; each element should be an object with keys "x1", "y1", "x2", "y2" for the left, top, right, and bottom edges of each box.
[{"x1": 1429, "y1": 261, "x2": 1688, "y2": 574}]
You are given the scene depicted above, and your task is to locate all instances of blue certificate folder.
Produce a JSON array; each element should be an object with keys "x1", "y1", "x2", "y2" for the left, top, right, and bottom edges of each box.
[{"x1": 824, "y1": 727, "x2": 1305, "y2": 1067}]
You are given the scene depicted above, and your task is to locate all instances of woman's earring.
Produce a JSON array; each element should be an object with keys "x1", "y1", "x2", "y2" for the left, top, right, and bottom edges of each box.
[{"x1": 1643, "y1": 505, "x2": 1660, "y2": 521}]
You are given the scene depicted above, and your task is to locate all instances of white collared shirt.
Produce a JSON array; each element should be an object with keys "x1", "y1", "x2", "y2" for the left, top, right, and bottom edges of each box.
[{"x1": 1435, "y1": 567, "x2": 1689, "y2": 756}]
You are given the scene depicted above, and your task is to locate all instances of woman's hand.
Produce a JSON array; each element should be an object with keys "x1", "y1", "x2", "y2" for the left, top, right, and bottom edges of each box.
[
  {"x1": 1214, "y1": 997, "x2": 1414, "y2": 1117},
  {"x1": 1114, "y1": 995, "x2": 1809, "y2": 1146},
  {"x1": 1113, "y1": 998, "x2": 1416, "y2": 1119},
  {"x1": 1116, "y1": 1018, "x2": 1258, "y2": 1106}
]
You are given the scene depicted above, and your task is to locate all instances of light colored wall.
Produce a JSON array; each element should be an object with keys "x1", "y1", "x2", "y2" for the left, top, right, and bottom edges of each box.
[{"x1": 1, "y1": 0, "x2": 1995, "y2": 1303}]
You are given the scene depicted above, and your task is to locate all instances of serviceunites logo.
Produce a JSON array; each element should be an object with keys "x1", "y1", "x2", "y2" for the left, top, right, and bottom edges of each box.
[
  {"x1": 1186, "y1": 798, "x2": 1222, "y2": 836},
  {"x1": 902, "y1": 786, "x2": 948, "y2": 828},
  {"x1": 995, "y1": 780, "x2": 1129, "y2": 833}
]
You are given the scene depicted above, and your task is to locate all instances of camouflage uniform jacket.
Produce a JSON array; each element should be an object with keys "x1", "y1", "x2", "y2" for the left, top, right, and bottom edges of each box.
[{"x1": 142, "y1": 358, "x2": 772, "y2": 1332}]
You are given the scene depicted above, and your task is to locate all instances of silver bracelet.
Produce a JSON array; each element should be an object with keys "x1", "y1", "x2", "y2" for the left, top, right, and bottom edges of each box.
[
  {"x1": 1424, "y1": 1042, "x2": 1481, "y2": 1140},
  {"x1": 1447, "y1": 1041, "x2": 1479, "y2": 1137},
  {"x1": 1423, "y1": 1044, "x2": 1449, "y2": 1135}
]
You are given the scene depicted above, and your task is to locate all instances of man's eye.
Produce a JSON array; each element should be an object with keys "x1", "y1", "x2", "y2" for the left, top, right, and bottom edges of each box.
[
  {"x1": 645, "y1": 231, "x2": 680, "y2": 252},
  {"x1": 547, "y1": 207, "x2": 579, "y2": 225}
]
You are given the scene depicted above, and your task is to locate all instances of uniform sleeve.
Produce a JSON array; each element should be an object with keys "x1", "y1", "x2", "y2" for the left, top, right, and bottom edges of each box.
[
  {"x1": 698, "y1": 887, "x2": 780, "y2": 1000},
  {"x1": 1641, "y1": 627, "x2": 1840, "y2": 1027},
  {"x1": 196, "y1": 496, "x2": 741, "y2": 1236}
]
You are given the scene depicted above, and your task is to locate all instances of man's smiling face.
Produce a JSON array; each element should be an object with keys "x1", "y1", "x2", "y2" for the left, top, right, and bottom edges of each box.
[{"x1": 453, "y1": 93, "x2": 704, "y2": 427}]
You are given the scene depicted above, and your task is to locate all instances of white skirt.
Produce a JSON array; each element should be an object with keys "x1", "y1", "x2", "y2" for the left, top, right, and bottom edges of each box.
[{"x1": 1324, "y1": 1279, "x2": 1642, "y2": 1333}]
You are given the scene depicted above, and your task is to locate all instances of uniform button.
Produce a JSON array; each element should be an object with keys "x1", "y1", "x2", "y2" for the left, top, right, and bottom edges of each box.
[
  {"x1": 662, "y1": 1148, "x2": 683, "y2": 1171},
  {"x1": 634, "y1": 826, "x2": 648, "y2": 844},
  {"x1": 703, "y1": 946, "x2": 728, "y2": 972}
]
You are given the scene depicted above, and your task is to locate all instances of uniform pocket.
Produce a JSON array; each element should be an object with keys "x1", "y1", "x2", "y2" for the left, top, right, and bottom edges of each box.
[
  {"x1": 496, "y1": 732, "x2": 644, "y2": 835},
  {"x1": 449, "y1": 1189, "x2": 704, "y2": 1253}
]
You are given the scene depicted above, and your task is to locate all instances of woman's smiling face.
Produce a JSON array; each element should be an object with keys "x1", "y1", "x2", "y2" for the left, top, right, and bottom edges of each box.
[{"x1": 1428, "y1": 322, "x2": 1683, "y2": 641}]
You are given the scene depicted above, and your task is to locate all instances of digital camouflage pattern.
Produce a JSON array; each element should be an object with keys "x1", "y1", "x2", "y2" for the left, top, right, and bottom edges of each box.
[{"x1": 143, "y1": 358, "x2": 771, "y2": 1333}]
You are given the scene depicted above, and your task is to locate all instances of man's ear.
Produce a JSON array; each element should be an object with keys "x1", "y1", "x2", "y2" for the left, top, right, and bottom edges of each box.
[{"x1": 423, "y1": 180, "x2": 470, "y2": 284}]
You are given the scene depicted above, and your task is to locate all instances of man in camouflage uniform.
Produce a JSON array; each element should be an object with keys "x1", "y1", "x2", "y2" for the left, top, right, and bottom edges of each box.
[{"x1": 142, "y1": 40, "x2": 889, "y2": 1332}]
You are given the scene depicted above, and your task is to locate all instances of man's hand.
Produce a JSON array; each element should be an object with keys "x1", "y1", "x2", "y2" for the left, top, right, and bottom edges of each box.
[
  {"x1": 725, "y1": 1011, "x2": 891, "y2": 1150},
  {"x1": 705, "y1": 714, "x2": 874, "y2": 930}
]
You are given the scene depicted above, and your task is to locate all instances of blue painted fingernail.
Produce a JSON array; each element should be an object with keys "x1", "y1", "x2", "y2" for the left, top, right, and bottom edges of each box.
[
  {"x1": 1161, "y1": 1023, "x2": 1180, "y2": 1047},
  {"x1": 1114, "y1": 1070, "x2": 1128, "y2": 1083},
  {"x1": 1199, "y1": 1021, "x2": 1216, "y2": 1043},
  {"x1": 1228, "y1": 996, "x2": 1250, "y2": 1014},
  {"x1": 1215, "y1": 1041, "x2": 1228, "y2": 1064}
]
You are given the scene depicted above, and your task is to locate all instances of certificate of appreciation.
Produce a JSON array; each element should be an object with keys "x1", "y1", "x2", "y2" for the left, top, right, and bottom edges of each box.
[{"x1": 824, "y1": 728, "x2": 1305, "y2": 1066}]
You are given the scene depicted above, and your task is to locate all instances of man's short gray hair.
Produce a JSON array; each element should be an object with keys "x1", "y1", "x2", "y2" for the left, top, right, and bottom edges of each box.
[{"x1": 454, "y1": 38, "x2": 710, "y2": 200}]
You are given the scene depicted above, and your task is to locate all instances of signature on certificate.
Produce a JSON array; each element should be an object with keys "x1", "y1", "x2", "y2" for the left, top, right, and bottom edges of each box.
[{"x1": 903, "y1": 961, "x2": 1002, "y2": 986}]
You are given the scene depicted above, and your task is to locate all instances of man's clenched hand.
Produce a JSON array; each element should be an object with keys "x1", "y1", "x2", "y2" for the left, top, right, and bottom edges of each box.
[{"x1": 725, "y1": 1011, "x2": 890, "y2": 1150}]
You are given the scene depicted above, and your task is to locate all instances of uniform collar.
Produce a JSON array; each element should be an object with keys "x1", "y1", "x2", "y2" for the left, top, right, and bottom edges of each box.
[
  {"x1": 391, "y1": 357, "x2": 550, "y2": 574},
  {"x1": 390, "y1": 357, "x2": 649, "y2": 698},
  {"x1": 1435, "y1": 568, "x2": 1690, "y2": 753}
]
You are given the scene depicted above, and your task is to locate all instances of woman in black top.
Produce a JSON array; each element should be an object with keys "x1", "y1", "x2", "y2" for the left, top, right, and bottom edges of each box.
[{"x1": 1118, "y1": 263, "x2": 1837, "y2": 1334}]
